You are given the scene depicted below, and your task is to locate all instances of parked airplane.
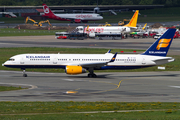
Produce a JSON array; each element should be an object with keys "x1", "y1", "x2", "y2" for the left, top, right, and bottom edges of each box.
[
  {"x1": 2, "y1": 29, "x2": 176, "y2": 78},
  {"x1": 41, "y1": 4, "x2": 103, "y2": 23},
  {"x1": 76, "y1": 10, "x2": 139, "y2": 36}
]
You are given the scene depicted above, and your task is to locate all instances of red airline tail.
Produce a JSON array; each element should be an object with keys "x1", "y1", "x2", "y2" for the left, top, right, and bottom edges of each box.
[{"x1": 42, "y1": 4, "x2": 54, "y2": 16}]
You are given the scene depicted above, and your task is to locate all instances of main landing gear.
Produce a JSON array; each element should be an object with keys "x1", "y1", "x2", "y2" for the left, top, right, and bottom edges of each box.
[
  {"x1": 88, "y1": 73, "x2": 97, "y2": 78},
  {"x1": 87, "y1": 68, "x2": 97, "y2": 78},
  {"x1": 22, "y1": 69, "x2": 27, "y2": 77}
]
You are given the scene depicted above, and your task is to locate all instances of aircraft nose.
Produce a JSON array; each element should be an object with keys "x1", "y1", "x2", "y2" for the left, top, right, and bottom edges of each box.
[
  {"x1": 2, "y1": 61, "x2": 7, "y2": 66},
  {"x1": 100, "y1": 16, "x2": 103, "y2": 19}
]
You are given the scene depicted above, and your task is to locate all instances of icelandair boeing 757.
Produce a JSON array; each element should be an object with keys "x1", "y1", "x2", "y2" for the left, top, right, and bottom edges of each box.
[{"x1": 2, "y1": 29, "x2": 176, "y2": 77}]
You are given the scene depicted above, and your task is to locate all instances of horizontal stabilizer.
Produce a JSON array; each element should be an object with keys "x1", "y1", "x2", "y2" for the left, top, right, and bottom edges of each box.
[{"x1": 152, "y1": 57, "x2": 174, "y2": 62}]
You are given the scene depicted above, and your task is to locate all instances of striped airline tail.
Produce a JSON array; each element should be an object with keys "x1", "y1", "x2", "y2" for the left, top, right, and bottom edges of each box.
[
  {"x1": 124, "y1": 10, "x2": 139, "y2": 27},
  {"x1": 141, "y1": 29, "x2": 176, "y2": 57}
]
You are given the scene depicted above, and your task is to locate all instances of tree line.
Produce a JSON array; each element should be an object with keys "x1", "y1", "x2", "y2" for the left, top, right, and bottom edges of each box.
[{"x1": 0, "y1": 0, "x2": 179, "y2": 7}]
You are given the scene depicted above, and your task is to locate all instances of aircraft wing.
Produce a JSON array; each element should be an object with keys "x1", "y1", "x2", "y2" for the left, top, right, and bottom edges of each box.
[
  {"x1": 73, "y1": 10, "x2": 95, "y2": 13},
  {"x1": 81, "y1": 52, "x2": 117, "y2": 67},
  {"x1": 74, "y1": 10, "x2": 117, "y2": 15},
  {"x1": 64, "y1": 53, "x2": 117, "y2": 68},
  {"x1": 96, "y1": 10, "x2": 117, "y2": 15},
  {"x1": 129, "y1": 27, "x2": 137, "y2": 32},
  {"x1": 109, "y1": 10, "x2": 117, "y2": 15}
]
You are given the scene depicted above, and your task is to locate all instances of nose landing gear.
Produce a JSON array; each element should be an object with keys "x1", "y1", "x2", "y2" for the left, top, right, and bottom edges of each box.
[{"x1": 22, "y1": 69, "x2": 27, "y2": 77}]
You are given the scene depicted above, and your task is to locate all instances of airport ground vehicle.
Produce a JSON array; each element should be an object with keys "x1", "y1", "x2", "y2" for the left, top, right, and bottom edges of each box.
[
  {"x1": 38, "y1": 20, "x2": 51, "y2": 27},
  {"x1": 25, "y1": 17, "x2": 38, "y2": 26},
  {"x1": 95, "y1": 32, "x2": 122, "y2": 40},
  {"x1": 132, "y1": 34, "x2": 140, "y2": 39},
  {"x1": 118, "y1": 19, "x2": 130, "y2": 26},
  {"x1": 173, "y1": 31, "x2": 180, "y2": 38},
  {"x1": 153, "y1": 34, "x2": 162, "y2": 39},
  {"x1": 154, "y1": 31, "x2": 180, "y2": 39},
  {"x1": 98, "y1": 22, "x2": 112, "y2": 26},
  {"x1": 69, "y1": 32, "x2": 87, "y2": 40},
  {"x1": 149, "y1": 31, "x2": 158, "y2": 38},
  {"x1": 25, "y1": 17, "x2": 51, "y2": 27},
  {"x1": 55, "y1": 32, "x2": 69, "y2": 39},
  {"x1": 142, "y1": 33, "x2": 149, "y2": 38}
]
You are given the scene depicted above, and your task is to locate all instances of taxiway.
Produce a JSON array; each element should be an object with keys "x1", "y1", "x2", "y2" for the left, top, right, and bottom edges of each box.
[
  {"x1": 0, "y1": 36, "x2": 180, "y2": 53},
  {"x1": 0, "y1": 71, "x2": 180, "y2": 102}
]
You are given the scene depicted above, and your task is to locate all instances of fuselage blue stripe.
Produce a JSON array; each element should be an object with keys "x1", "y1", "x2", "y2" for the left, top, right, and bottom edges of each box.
[{"x1": 4, "y1": 65, "x2": 153, "y2": 70}]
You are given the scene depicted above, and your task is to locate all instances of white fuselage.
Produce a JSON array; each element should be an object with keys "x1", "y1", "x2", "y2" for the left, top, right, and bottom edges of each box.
[
  {"x1": 55, "y1": 13, "x2": 103, "y2": 21},
  {"x1": 3, "y1": 53, "x2": 174, "y2": 70},
  {"x1": 76, "y1": 26, "x2": 137, "y2": 34}
]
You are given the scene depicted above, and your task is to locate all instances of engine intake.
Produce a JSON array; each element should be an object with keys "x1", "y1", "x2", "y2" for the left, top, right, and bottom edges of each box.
[{"x1": 65, "y1": 66, "x2": 86, "y2": 75}]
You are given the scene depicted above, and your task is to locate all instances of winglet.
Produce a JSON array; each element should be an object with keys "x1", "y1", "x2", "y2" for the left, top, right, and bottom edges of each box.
[
  {"x1": 124, "y1": 10, "x2": 139, "y2": 27},
  {"x1": 86, "y1": 25, "x2": 89, "y2": 31},
  {"x1": 142, "y1": 23, "x2": 147, "y2": 30},
  {"x1": 109, "y1": 52, "x2": 117, "y2": 62}
]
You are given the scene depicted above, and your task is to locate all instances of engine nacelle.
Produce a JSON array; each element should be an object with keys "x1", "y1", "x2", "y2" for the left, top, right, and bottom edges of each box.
[
  {"x1": 74, "y1": 19, "x2": 81, "y2": 23},
  {"x1": 65, "y1": 66, "x2": 86, "y2": 75}
]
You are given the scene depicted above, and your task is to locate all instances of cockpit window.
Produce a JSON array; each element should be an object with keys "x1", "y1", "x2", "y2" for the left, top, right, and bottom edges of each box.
[{"x1": 8, "y1": 58, "x2": 15, "y2": 61}]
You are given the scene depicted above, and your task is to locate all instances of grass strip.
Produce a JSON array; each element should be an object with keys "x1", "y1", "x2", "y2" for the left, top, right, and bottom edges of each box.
[
  {"x1": 0, "y1": 86, "x2": 24, "y2": 92},
  {"x1": 0, "y1": 110, "x2": 180, "y2": 120},
  {"x1": 0, "y1": 102, "x2": 179, "y2": 113},
  {"x1": 0, "y1": 28, "x2": 64, "y2": 36},
  {"x1": 0, "y1": 102, "x2": 180, "y2": 120}
]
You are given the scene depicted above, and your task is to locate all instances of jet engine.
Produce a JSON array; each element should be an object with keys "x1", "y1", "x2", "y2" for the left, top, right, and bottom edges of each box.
[
  {"x1": 74, "y1": 19, "x2": 81, "y2": 23},
  {"x1": 65, "y1": 66, "x2": 86, "y2": 75}
]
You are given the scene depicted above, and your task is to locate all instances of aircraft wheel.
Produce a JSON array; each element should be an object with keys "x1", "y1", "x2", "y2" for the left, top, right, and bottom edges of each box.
[
  {"x1": 23, "y1": 74, "x2": 27, "y2": 77},
  {"x1": 88, "y1": 74, "x2": 92, "y2": 78},
  {"x1": 92, "y1": 74, "x2": 97, "y2": 78},
  {"x1": 88, "y1": 74, "x2": 97, "y2": 78}
]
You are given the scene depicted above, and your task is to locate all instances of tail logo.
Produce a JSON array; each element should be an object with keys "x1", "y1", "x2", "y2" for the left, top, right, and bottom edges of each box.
[
  {"x1": 43, "y1": 6, "x2": 49, "y2": 14},
  {"x1": 112, "y1": 58, "x2": 115, "y2": 60},
  {"x1": 156, "y1": 39, "x2": 171, "y2": 50}
]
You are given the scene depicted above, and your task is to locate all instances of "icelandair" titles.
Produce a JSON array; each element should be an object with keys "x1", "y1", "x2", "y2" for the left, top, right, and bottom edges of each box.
[{"x1": 26, "y1": 56, "x2": 50, "y2": 59}]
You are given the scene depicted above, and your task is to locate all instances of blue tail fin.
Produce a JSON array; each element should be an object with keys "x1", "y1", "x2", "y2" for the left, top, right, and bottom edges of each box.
[{"x1": 142, "y1": 29, "x2": 176, "y2": 57}]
